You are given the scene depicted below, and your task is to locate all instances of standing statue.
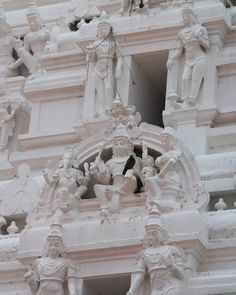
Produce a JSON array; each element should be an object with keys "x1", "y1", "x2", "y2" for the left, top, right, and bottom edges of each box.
[
  {"x1": 24, "y1": 220, "x2": 78, "y2": 295},
  {"x1": 0, "y1": 3, "x2": 22, "y2": 78},
  {"x1": 126, "y1": 209, "x2": 185, "y2": 295},
  {"x1": 82, "y1": 12, "x2": 123, "y2": 122},
  {"x1": 24, "y1": 1, "x2": 50, "y2": 59},
  {"x1": 0, "y1": 79, "x2": 31, "y2": 152},
  {"x1": 167, "y1": 1, "x2": 209, "y2": 106},
  {"x1": 89, "y1": 124, "x2": 142, "y2": 218},
  {"x1": 42, "y1": 147, "x2": 90, "y2": 217},
  {"x1": 119, "y1": 0, "x2": 149, "y2": 14}
]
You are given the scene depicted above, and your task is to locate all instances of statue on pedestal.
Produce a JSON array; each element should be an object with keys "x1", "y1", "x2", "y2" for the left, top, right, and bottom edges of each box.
[
  {"x1": 82, "y1": 12, "x2": 123, "y2": 121},
  {"x1": 24, "y1": 220, "x2": 78, "y2": 295},
  {"x1": 89, "y1": 124, "x2": 142, "y2": 218},
  {"x1": 127, "y1": 209, "x2": 185, "y2": 295},
  {"x1": 0, "y1": 3, "x2": 22, "y2": 78},
  {"x1": 166, "y1": 0, "x2": 209, "y2": 107},
  {"x1": 24, "y1": 1, "x2": 50, "y2": 59},
  {"x1": 42, "y1": 147, "x2": 90, "y2": 218}
]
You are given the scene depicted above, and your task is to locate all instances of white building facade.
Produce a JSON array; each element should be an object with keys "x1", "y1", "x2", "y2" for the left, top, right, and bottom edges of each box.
[{"x1": 0, "y1": 0, "x2": 236, "y2": 294}]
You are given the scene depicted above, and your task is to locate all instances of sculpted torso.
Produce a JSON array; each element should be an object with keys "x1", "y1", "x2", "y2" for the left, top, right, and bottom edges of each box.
[
  {"x1": 34, "y1": 257, "x2": 68, "y2": 295},
  {"x1": 93, "y1": 40, "x2": 115, "y2": 78},
  {"x1": 25, "y1": 30, "x2": 49, "y2": 58},
  {"x1": 179, "y1": 24, "x2": 207, "y2": 63}
]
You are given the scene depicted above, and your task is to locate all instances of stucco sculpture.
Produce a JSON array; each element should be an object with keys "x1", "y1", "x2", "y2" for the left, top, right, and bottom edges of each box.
[
  {"x1": 44, "y1": 17, "x2": 79, "y2": 54},
  {"x1": 42, "y1": 147, "x2": 90, "y2": 218},
  {"x1": 24, "y1": 1, "x2": 50, "y2": 59},
  {"x1": 0, "y1": 79, "x2": 31, "y2": 152},
  {"x1": 167, "y1": 0, "x2": 209, "y2": 107},
  {"x1": 82, "y1": 12, "x2": 122, "y2": 122},
  {"x1": 0, "y1": 3, "x2": 22, "y2": 78},
  {"x1": 24, "y1": 220, "x2": 78, "y2": 295},
  {"x1": 155, "y1": 128, "x2": 182, "y2": 211},
  {"x1": 127, "y1": 208, "x2": 185, "y2": 295},
  {"x1": 89, "y1": 123, "x2": 142, "y2": 218},
  {"x1": 120, "y1": 0, "x2": 149, "y2": 14}
]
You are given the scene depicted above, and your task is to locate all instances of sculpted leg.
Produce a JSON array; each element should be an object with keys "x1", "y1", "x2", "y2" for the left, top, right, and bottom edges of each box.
[
  {"x1": 181, "y1": 64, "x2": 192, "y2": 102},
  {"x1": 94, "y1": 184, "x2": 110, "y2": 216},
  {"x1": 94, "y1": 75, "x2": 106, "y2": 117},
  {"x1": 189, "y1": 59, "x2": 207, "y2": 103}
]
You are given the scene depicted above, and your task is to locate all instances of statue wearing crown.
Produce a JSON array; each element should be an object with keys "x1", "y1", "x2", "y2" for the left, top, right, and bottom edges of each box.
[
  {"x1": 127, "y1": 209, "x2": 185, "y2": 295},
  {"x1": 82, "y1": 12, "x2": 123, "y2": 121},
  {"x1": 167, "y1": 0, "x2": 209, "y2": 107},
  {"x1": 42, "y1": 147, "x2": 90, "y2": 218},
  {"x1": 89, "y1": 123, "x2": 142, "y2": 218},
  {"x1": 24, "y1": 221, "x2": 78, "y2": 295}
]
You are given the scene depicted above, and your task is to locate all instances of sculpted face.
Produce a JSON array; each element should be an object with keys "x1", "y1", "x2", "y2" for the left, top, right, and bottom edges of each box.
[
  {"x1": 28, "y1": 17, "x2": 41, "y2": 32},
  {"x1": 182, "y1": 10, "x2": 194, "y2": 27},
  {"x1": 146, "y1": 227, "x2": 162, "y2": 247},
  {"x1": 112, "y1": 137, "x2": 132, "y2": 157},
  {"x1": 98, "y1": 23, "x2": 110, "y2": 39},
  {"x1": 47, "y1": 238, "x2": 62, "y2": 257}
]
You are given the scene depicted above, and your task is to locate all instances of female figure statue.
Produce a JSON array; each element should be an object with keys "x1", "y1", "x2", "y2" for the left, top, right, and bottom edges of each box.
[
  {"x1": 167, "y1": 1, "x2": 209, "y2": 106},
  {"x1": 82, "y1": 12, "x2": 122, "y2": 121}
]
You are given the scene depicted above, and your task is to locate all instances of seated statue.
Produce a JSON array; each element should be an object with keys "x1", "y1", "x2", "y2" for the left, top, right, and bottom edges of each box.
[
  {"x1": 141, "y1": 129, "x2": 182, "y2": 212},
  {"x1": 167, "y1": 1, "x2": 209, "y2": 107},
  {"x1": 24, "y1": 220, "x2": 78, "y2": 295},
  {"x1": 43, "y1": 147, "x2": 90, "y2": 217},
  {"x1": 24, "y1": 1, "x2": 50, "y2": 60},
  {"x1": 89, "y1": 124, "x2": 142, "y2": 218},
  {"x1": 126, "y1": 209, "x2": 185, "y2": 295}
]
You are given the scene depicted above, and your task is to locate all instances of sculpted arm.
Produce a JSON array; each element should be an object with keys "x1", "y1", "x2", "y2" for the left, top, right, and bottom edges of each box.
[
  {"x1": 198, "y1": 26, "x2": 209, "y2": 51},
  {"x1": 167, "y1": 34, "x2": 184, "y2": 70},
  {"x1": 170, "y1": 248, "x2": 185, "y2": 280},
  {"x1": 24, "y1": 262, "x2": 39, "y2": 293},
  {"x1": 68, "y1": 260, "x2": 79, "y2": 295},
  {"x1": 127, "y1": 253, "x2": 146, "y2": 295}
]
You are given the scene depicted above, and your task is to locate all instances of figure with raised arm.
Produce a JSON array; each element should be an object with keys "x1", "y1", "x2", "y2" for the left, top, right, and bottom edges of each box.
[
  {"x1": 42, "y1": 147, "x2": 90, "y2": 217},
  {"x1": 89, "y1": 124, "x2": 142, "y2": 218},
  {"x1": 167, "y1": 0, "x2": 209, "y2": 106}
]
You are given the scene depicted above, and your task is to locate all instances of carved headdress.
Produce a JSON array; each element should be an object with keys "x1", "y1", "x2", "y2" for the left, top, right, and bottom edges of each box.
[
  {"x1": 145, "y1": 207, "x2": 169, "y2": 245},
  {"x1": 181, "y1": 0, "x2": 194, "y2": 14},
  {"x1": 26, "y1": 1, "x2": 43, "y2": 27},
  {"x1": 113, "y1": 123, "x2": 131, "y2": 142},
  {"x1": 47, "y1": 219, "x2": 63, "y2": 241}
]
